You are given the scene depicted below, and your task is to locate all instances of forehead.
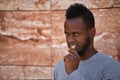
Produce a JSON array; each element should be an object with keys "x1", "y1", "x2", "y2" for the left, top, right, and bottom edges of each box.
[{"x1": 64, "y1": 17, "x2": 87, "y2": 32}]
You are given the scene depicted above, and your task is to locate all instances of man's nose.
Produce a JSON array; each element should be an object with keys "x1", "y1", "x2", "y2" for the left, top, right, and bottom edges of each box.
[{"x1": 67, "y1": 35, "x2": 74, "y2": 43}]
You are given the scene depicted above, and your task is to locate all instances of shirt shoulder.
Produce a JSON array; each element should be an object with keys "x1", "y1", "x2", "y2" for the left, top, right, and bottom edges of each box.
[
  {"x1": 97, "y1": 52, "x2": 120, "y2": 65},
  {"x1": 97, "y1": 53, "x2": 120, "y2": 74},
  {"x1": 54, "y1": 60, "x2": 64, "y2": 71}
]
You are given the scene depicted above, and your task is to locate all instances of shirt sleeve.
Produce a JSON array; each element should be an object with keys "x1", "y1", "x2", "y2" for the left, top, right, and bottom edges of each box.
[
  {"x1": 54, "y1": 69, "x2": 57, "y2": 80},
  {"x1": 102, "y1": 62, "x2": 120, "y2": 80},
  {"x1": 54, "y1": 63, "x2": 59, "y2": 80}
]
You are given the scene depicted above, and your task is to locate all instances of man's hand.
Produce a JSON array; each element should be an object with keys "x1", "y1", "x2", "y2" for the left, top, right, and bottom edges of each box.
[{"x1": 64, "y1": 49, "x2": 80, "y2": 75}]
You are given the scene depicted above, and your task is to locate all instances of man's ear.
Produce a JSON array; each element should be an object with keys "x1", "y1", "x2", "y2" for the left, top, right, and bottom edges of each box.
[{"x1": 88, "y1": 27, "x2": 96, "y2": 38}]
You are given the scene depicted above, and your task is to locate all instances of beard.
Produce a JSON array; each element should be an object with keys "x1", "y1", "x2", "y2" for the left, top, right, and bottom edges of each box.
[{"x1": 77, "y1": 36, "x2": 91, "y2": 56}]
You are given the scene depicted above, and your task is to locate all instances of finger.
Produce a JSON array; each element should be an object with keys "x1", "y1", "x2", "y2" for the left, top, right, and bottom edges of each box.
[
  {"x1": 66, "y1": 54, "x2": 73, "y2": 59},
  {"x1": 64, "y1": 54, "x2": 73, "y2": 61},
  {"x1": 69, "y1": 53, "x2": 80, "y2": 62},
  {"x1": 69, "y1": 53, "x2": 76, "y2": 58},
  {"x1": 64, "y1": 55, "x2": 70, "y2": 61},
  {"x1": 68, "y1": 49, "x2": 79, "y2": 57}
]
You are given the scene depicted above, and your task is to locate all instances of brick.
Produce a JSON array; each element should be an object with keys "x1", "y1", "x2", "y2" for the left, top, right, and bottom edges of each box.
[
  {"x1": 52, "y1": 0, "x2": 114, "y2": 10},
  {"x1": 51, "y1": 67, "x2": 54, "y2": 80},
  {"x1": 92, "y1": 8, "x2": 120, "y2": 34},
  {"x1": 113, "y1": 0, "x2": 120, "y2": 7},
  {"x1": 51, "y1": 48, "x2": 64, "y2": 66},
  {"x1": 0, "y1": 34, "x2": 51, "y2": 49},
  {"x1": 0, "y1": 66, "x2": 25, "y2": 80},
  {"x1": 0, "y1": 11, "x2": 51, "y2": 49},
  {"x1": 0, "y1": 0, "x2": 50, "y2": 10},
  {"x1": 52, "y1": 11, "x2": 66, "y2": 47},
  {"x1": 0, "y1": 11, "x2": 52, "y2": 66},
  {"x1": 94, "y1": 32, "x2": 120, "y2": 61},
  {"x1": 24, "y1": 66, "x2": 52, "y2": 79},
  {"x1": 51, "y1": 44, "x2": 68, "y2": 66},
  {"x1": 0, "y1": 11, "x2": 51, "y2": 41},
  {"x1": 0, "y1": 48, "x2": 51, "y2": 66}
]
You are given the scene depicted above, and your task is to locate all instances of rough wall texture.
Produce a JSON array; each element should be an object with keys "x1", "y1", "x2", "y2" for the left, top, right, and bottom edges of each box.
[{"x1": 0, "y1": 0, "x2": 120, "y2": 80}]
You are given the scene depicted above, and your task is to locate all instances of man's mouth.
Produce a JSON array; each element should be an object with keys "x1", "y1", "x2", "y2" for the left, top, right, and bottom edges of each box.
[{"x1": 70, "y1": 45, "x2": 76, "y2": 49}]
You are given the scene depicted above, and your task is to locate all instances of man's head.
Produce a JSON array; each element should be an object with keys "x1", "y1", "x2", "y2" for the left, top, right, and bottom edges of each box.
[{"x1": 64, "y1": 3, "x2": 96, "y2": 55}]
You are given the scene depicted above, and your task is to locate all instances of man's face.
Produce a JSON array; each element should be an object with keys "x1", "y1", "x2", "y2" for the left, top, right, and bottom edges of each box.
[{"x1": 64, "y1": 17, "x2": 91, "y2": 55}]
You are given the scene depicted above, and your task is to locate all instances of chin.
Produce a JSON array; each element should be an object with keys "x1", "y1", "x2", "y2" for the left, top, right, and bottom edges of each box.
[{"x1": 76, "y1": 49, "x2": 83, "y2": 56}]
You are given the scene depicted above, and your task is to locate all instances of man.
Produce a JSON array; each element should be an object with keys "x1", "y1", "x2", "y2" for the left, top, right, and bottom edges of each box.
[{"x1": 54, "y1": 3, "x2": 120, "y2": 80}]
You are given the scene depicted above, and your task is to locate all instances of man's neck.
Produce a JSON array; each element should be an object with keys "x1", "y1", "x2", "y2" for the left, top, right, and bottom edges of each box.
[{"x1": 80, "y1": 46, "x2": 97, "y2": 60}]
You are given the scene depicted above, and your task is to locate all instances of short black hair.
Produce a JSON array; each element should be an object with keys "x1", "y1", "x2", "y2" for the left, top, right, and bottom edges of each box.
[{"x1": 65, "y1": 3, "x2": 95, "y2": 29}]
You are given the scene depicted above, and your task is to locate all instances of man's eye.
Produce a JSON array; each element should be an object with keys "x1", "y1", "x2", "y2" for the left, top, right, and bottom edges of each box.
[{"x1": 74, "y1": 33, "x2": 79, "y2": 36}]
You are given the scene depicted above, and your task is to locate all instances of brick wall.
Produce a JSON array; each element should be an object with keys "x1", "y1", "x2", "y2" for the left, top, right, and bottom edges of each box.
[{"x1": 0, "y1": 0, "x2": 120, "y2": 80}]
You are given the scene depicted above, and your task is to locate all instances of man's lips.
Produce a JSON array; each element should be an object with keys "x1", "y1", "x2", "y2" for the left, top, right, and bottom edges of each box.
[{"x1": 70, "y1": 45, "x2": 76, "y2": 49}]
